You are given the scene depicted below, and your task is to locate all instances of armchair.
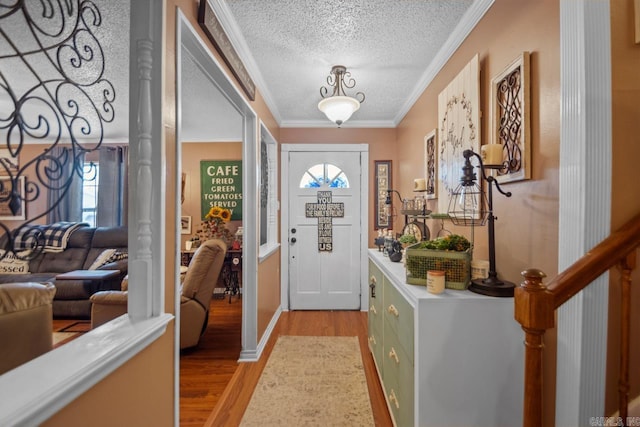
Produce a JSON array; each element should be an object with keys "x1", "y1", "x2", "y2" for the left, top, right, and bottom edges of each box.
[
  {"x1": 0, "y1": 282, "x2": 56, "y2": 374},
  {"x1": 90, "y1": 239, "x2": 227, "y2": 349}
]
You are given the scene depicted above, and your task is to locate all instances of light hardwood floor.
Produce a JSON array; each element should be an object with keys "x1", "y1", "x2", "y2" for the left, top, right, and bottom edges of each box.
[
  {"x1": 54, "y1": 295, "x2": 392, "y2": 426},
  {"x1": 181, "y1": 297, "x2": 392, "y2": 427}
]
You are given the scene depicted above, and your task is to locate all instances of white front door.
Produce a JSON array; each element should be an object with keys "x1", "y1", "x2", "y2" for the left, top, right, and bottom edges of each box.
[{"x1": 287, "y1": 150, "x2": 362, "y2": 310}]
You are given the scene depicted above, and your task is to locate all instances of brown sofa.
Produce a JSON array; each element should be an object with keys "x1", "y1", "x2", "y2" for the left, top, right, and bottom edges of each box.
[
  {"x1": 0, "y1": 282, "x2": 56, "y2": 374},
  {"x1": 90, "y1": 239, "x2": 226, "y2": 349},
  {"x1": 0, "y1": 226, "x2": 128, "y2": 319}
]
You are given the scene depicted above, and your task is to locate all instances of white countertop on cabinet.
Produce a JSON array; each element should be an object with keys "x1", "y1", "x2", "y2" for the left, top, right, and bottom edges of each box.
[{"x1": 368, "y1": 249, "x2": 524, "y2": 427}]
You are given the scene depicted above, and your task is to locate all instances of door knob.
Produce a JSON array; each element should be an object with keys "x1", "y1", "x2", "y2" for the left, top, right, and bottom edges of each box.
[{"x1": 291, "y1": 237, "x2": 297, "y2": 243}]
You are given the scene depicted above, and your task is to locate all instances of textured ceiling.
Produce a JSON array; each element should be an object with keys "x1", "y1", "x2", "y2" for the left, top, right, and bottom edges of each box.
[
  {"x1": 1, "y1": 0, "x2": 491, "y2": 144},
  {"x1": 219, "y1": 0, "x2": 479, "y2": 127}
]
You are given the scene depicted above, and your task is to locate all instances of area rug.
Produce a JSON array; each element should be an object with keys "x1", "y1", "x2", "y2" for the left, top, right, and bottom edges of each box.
[
  {"x1": 52, "y1": 321, "x2": 91, "y2": 348},
  {"x1": 52, "y1": 332, "x2": 80, "y2": 347},
  {"x1": 240, "y1": 335, "x2": 374, "y2": 427}
]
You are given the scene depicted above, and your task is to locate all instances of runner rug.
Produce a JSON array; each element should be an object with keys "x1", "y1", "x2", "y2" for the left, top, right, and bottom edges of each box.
[{"x1": 240, "y1": 335, "x2": 375, "y2": 427}]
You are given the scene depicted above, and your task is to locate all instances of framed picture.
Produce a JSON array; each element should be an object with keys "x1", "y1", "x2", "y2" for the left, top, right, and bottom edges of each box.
[
  {"x1": 424, "y1": 129, "x2": 437, "y2": 200},
  {"x1": 197, "y1": 0, "x2": 256, "y2": 101},
  {"x1": 0, "y1": 149, "x2": 18, "y2": 175},
  {"x1": 491, "y1": 52, "x2": 531, "y2": 183},
  {"x1": 180, "y1": 216, "x2": 192, "y2": 234},
  {"x1": 374, "y1": 160, "x2": 392, "y2": 230},
  {"x1": 437, "y1": 54, "x2": 481, "y2": 216},
  {"x1": 0, "y1": 176, "x2": 25, "y2": 220}
]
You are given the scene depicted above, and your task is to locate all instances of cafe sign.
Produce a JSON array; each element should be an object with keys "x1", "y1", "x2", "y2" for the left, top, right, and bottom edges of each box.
[{"x1": 200, "y1": 160, "x2": 242, "y2": 221}]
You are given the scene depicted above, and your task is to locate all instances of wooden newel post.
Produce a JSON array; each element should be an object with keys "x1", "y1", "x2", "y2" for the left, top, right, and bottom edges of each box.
[{"x1": 515, "y1": 268, "x2": 554, "y2": 427}]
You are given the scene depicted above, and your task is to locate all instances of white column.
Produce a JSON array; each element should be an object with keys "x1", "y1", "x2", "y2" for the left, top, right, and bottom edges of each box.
[{"x1": 557, "y1": 0, "x2": 612, "y2": 425}]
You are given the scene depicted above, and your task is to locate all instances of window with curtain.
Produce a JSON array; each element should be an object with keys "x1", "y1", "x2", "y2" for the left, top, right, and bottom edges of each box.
[{"x1": 96, "y1": 146, "x2": 129, "y2": 227}]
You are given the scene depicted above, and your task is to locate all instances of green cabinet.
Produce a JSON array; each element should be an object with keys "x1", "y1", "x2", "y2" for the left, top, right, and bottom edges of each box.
[
  {"x1": 368, "y1": 259, "x2": 415, "y2": 427},
  {"x1": 368, "y1": 250, "x2": 524, "y2": 427}
]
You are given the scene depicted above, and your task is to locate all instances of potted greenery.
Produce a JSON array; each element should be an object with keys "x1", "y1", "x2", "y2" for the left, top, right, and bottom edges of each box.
[{"x1": 398, "y1": 233, "x2": 418, "y2": 248}]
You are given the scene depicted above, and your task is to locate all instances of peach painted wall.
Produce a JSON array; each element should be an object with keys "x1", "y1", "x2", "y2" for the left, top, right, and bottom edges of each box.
[
  {"x1": 42, "y1": 1, "x2": 282, "y2": 425},
  {"x1": 606, "y1": 0, "x2": 640, "y2": 415},
  {"x1": 396, "y1": 0, "x2": 560, "y2": 424},
  {"x1": 279, "y1": 127, "x2": 398, "y2": 246}
]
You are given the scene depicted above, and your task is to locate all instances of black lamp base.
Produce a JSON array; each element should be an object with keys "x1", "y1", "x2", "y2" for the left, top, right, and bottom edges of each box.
[{"x1": 468, "y1": 277, "x2": 515, "y2": 298}]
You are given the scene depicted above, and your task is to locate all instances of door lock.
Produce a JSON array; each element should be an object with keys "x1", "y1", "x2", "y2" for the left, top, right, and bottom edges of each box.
[{"x1": 291, "y1": 237, "x2": 297, "y2": 244}]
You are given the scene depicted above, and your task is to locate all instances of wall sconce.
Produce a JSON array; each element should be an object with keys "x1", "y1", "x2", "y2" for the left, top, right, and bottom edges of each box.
[
  {"x1": 318, "y1": 65, "x2": 365, "y2": 127},
  {"x1": 447, "y1": 149, "x2": 515, "y2": 297}
]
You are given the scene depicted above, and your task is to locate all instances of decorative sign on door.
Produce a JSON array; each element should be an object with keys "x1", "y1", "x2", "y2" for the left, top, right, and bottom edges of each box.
[
  {"x1": 305, "y1": 191, "x2": 344, "y2": 252},
  {"x1": 200, "y1": 160, "x2": 243, "y2": 221}
]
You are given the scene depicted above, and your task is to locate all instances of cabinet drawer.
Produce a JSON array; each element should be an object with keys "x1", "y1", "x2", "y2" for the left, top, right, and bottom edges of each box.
[
  {"x1": 381, "y1": 348, "x2": 414, "y2": 427},
  {"x1": 368, "y1": 260, "x2": 384, "y2": 314},
  {"x1": 368, "y1": 326, "x2": 383, "y2": 375},
  {"x1": 383, "y1": 281, "x2": 414, "y2": 357}
]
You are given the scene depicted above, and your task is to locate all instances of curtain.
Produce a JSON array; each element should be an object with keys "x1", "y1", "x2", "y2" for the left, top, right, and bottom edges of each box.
[
  {"x1": 47, "y1": 147, "x2": 84, "y2": 223},
  {"x1": 96, "y1": 146, "x2": 128, "y2": 227}
]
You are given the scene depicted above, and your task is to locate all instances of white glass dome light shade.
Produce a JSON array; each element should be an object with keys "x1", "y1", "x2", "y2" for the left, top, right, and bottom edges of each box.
[{"x1": 318, "y1": 95, "x2": 360, "y2": 126}]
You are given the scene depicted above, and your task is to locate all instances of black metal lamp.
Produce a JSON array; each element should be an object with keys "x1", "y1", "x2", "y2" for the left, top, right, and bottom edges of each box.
[
  {"x1": 448, "y1": 149, "x2": 515, "y2": 297},
  {"x1": 385, "y1": 189, "x2": 408, "y2": 230}
]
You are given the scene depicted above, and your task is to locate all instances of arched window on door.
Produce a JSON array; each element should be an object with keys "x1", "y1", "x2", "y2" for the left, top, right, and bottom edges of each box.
[{"x1": 299, "y1": 163, "x2": 349, "y2": 188}]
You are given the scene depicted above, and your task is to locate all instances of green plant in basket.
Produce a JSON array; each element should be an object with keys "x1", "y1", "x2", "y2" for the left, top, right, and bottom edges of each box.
[{"x1": 414, "y1": 234, "x2": 471, "y2": 252}]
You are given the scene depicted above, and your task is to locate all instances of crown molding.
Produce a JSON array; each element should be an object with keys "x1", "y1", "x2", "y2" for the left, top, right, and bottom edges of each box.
[
  {"x1": 279, "y1": 119, "x2": 396, "y2": 129},
  {"x1": 393, "y1": 0, "x2": 495, "y2": 125}
]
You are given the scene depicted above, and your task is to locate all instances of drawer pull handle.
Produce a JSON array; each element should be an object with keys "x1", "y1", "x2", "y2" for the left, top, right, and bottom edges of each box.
[
  {"x1": 368, "y1": 336, "x2": 377, "y2": 345},
  {"x1": 388, "y1": 347, "x2": 399, "y2": 364},
  {"x1": 369, "y1": 305, "x2": 377, "y2": 314},
  {"x1": 387, "y1": 304, "x2": 399, "y2": 317},
  {"x1": 389, "y1": 389, "x2": 400, "y2": 409}
]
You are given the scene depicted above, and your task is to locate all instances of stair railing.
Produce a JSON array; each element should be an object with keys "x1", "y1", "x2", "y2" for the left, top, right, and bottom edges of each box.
[{"x1": 515, "y1": 212, "x2": 640, "y2": 427}]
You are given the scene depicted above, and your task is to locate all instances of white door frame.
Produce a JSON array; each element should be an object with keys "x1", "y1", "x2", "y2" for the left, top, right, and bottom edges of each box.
[
  {"x1": 176, "y1": 12, "x2": 259, "y2": 362},
  {"x1": 280, "y1": 144, "x2": 369, "y2": 311}
]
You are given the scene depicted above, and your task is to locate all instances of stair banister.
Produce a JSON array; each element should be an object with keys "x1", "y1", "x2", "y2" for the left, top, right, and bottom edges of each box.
[{"x1": 515, "y1": 212, "x2": 640, "y2": 427}]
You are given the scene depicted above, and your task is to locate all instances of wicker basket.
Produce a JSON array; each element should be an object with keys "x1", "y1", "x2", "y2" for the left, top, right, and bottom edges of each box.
[{"x1": 405, "y1": 244, "x2": 471, "y2": 290}]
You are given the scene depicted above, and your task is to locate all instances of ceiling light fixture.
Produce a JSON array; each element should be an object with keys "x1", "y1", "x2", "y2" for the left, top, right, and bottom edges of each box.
[{"x1": 318, "y1": 65, "x2": 365, "y2": 127}]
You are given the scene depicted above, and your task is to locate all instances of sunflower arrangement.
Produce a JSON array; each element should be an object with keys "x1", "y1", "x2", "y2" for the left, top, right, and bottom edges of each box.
[{"x1": 197, "y1": 206, "x2": 234, "y2": 245}]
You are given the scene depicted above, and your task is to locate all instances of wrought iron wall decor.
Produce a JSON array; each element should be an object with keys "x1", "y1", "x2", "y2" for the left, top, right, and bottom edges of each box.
[
  {"x1": 490, "y1": 52, "x2": 531, "y2": 183},
  {"x1": 374, "y1": 160, "x2": 391, "y2": 230},
  {"x1": 0, "y1": 0, "x2": 115, "y2": 256},
  {"x1": 424, "y1": 129, "x2": 437, "y2": 200}
]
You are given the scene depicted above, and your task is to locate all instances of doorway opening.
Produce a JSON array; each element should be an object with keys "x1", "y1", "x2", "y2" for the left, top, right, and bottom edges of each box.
[{"x1": 176, "y1": 12, "x2": 259, "y2": 362}]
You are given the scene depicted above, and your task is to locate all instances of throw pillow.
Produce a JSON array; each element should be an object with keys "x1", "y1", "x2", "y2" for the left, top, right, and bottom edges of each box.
[
  {"x1": 88, "y1": 249, "x2": 117, "y2": 270},
  {"x1": 0, "y1": 250, "x2": 31, "y2": 274}
]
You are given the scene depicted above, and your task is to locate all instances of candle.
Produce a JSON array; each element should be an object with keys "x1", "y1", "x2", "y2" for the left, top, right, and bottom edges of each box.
[
  {"x1": 427, "y1": 270, "x2": 445, "y2": 294},
  {"x1": 481, "y1": 144, "x2": 504, "y2": 166},
  {"x1": 414, "y1": 178, "x2": 427, "y2": 191}
]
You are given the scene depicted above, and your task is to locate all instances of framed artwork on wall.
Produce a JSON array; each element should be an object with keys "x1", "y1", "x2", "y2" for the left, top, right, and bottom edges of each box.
[
  {"x1": 0, "y1": 176, "x2": 25, "y2": 220},
  {"x1": 437, "y1": 54, "x2": 480, "y2": 216},
  {"x1": 180, "y1": 216, "x2": 192, "y2": 234},
  {"x1": 374, "y1": 160, "x2": 392, "y2": 230},
  {"x1": 0, "y1": 149, "x2": 18, "y2": 175},
  {"x1": 197, "y1": 0, "x2": 256, "y2": 101},
  {"x1": 424, "y1": 129, "x2": 437, "y2": 200},
  {"x1": 491, "y1": 51, "x2": 531, "y2": 183}
]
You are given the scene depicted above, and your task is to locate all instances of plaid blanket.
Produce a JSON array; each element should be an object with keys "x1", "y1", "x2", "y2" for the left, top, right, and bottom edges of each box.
[
  {"x1": 14, "y1": 222, "x2": 88, "y2": 253},
  {"x1": 41, "y1": 222, "x2": 88, "y2": 252}
]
